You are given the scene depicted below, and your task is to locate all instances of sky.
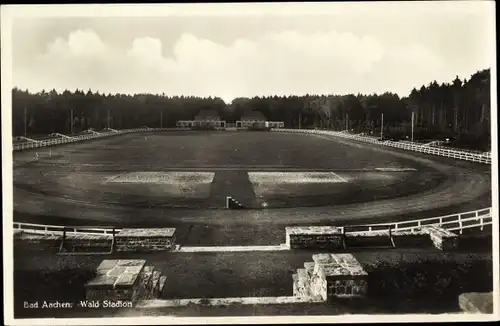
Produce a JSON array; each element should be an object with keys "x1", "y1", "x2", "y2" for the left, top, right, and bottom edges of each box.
[{"x1": 5, "y1": 2, "x2": 496, "y2": 103}]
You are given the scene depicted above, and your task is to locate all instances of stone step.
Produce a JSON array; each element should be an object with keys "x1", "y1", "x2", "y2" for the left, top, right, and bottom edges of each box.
[
  {"x1": 158, "y1": 276, "x2": 167, "y2": 295},
  {"x1": 293, "y1": 269, "x2": 312, "y2": 298},
  {"x1": 304, "y1": 262, "x2": 315, "y2": 275},
  {"x1": 134, "y1": 265, "x2": 156, "y2": 301},
  {"x1": 295, "y1": 269, "x2": 310, "y2": 289},
  {"x1": 150, "y1": 271, "x2": 162, "y2": 299}
]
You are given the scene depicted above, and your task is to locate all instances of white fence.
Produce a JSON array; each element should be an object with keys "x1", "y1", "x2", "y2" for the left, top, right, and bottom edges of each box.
[
  {"x1": 13, "y1": 222, "x2": 122, "y2": 237},
  {"x1": 13, "y1": 207, "x2": 492, "y2": 237},
  {"x1": 272, "y1": 129, "x2": 492, "y2": 164},
  {"x1": 345, "y1": 207, "x2": 492, "y2": 235},
  {"x1": 12, "y1": 127, "x2": 191, "y2": 152}
]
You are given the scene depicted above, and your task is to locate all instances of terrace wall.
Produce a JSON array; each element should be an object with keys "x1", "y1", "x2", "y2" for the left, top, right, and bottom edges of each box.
[{"x1": 115, "y1": 228, "x2": 177, "y2": 252}]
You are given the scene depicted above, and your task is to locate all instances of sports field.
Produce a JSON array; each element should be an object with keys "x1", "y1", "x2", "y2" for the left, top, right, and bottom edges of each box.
[{"x1": 13, "y1": 130, "x2": 492, "y2": 245}]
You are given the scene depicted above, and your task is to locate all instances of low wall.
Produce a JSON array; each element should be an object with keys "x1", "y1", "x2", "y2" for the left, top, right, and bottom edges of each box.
[
  {"x1": 285, "y1": 226, "x2": 344, "y2": 250},
  {"x1": 14, "y1": 231, "x2": 63, "y2": 252},
  {"x1": 115, "y1": 228, "x2": 176, "y2": 252},
  {"x1": 285, "y1": 225, "x2": 479, "y2": 252},
  {"x1": 14, "y1": 228, "x2": 177, "y2": 253}
]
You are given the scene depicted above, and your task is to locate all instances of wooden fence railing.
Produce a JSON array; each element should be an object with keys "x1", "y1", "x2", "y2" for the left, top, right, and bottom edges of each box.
[
  {"x1": 13, "y1": 222, "x2": 122, "y2": 237},
  {"x1": 272, "y1": 129, "x2": 492, "y2": 164},
  {"x1": 14, "y1": 207, "x2": 492, "y2": 237},
  {"x1": 346, "y1": 207, "x2": 492, "y2": 235},
  {"x1": 12, "y1": 128, "x2": 192, "y2": 152}
]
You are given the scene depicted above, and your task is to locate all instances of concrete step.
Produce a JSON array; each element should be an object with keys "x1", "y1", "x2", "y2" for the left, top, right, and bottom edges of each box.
[
  {"x1": 295, "y1": 268, "x2": 310, "y2": 286},
  {"x1": 304, "y1": 262, "x2": 315, "y2": 276},
  {"x1": 150, "y1": 271, "x2": 162, "y2": 299},
  {"x1": 135, "y1": 265, "x2": 156, "y2": 301},
  {"x1": 158, "y1": 276, "x2": 167, "y2": 296}
]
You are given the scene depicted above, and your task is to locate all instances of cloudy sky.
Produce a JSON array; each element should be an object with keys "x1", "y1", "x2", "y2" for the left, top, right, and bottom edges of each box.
[{"x1": 5, "y1": 2, "x2": 496, "y2": 103}]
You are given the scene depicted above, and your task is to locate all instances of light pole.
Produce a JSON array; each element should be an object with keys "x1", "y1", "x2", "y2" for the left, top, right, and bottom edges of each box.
[
  {"x1": 107, "y1": 109, "x2": 111, "y2": 130},
  {"x1": 411, "y1": 111, "x2": 414, "y2": 142},
  {"x1": 380, "y1": 113, "x2": 384, "y2": 140}
]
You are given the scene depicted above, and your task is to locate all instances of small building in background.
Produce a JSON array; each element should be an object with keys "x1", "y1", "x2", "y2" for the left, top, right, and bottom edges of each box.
[
  {"x1": 176, "y1": 109, "x2": 226, "y2": 129},
  {"x1": 236, "y1": 110, "x2": 284, "y2": 129}
]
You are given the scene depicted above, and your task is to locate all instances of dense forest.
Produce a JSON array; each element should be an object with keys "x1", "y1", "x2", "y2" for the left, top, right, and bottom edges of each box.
[{"x1": 12, "y1": 68, "x2": 491, "y2": 149}]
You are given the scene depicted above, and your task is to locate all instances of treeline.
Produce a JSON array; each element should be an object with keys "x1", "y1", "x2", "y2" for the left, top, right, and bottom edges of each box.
[{"x1": 12, "y1": 69, "x2": 490, "y2": 147}]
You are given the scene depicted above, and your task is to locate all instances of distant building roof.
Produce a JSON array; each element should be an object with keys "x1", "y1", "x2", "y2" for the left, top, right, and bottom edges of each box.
[
  {"x1": 240, "y1": 110, "x2": 267, "y2": 121},
  {"x1": 195, "y1": 109, "x2": 220, "y2": 120}
]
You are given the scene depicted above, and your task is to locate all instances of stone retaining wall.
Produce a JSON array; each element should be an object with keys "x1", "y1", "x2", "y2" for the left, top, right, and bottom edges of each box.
[
  {"x1": 285, "y1": 225, "x2": 480, "y2": 251},
  {"x1": 285, "y1": 226, "x2": 344, "y2": 249},
  {"x1": 14, "y1": 232, "x2": 62, "y2": 252},
  {"x1": 14, "y1": 228, "x2": 177, "y2": 253},
  {"x1": 115, "y1": 228, "x2": 176, "y2": 252}
]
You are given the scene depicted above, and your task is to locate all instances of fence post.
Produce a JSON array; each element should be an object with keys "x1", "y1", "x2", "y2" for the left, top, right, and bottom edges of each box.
[
  {"x1": 342, "y1": 226, "x2": 347, "y2": 249},
  {"x1": 112, "y1": 228, "x2": 116, "y2": 252}
]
